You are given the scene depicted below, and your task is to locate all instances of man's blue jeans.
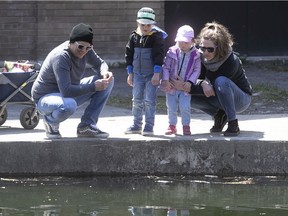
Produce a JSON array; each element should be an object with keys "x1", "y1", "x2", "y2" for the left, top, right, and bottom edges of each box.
[
  {"x1": 191, "y1": 76, "x2": 251, "y2": 121},
  {"x1": 37, "y1": 75, "x2": 114, "y2": 129},
  {"x1": 132, "y1": 73, "x2": 157, "y2": 130}
]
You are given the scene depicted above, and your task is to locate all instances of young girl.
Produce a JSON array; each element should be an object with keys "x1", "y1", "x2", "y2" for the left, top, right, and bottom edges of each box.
[
  {"x1": 124, "y1": 7, "x2": 166, "y2": 136},
  {"x1": 161, "y1": 25, "x2": 201, "y2": 135}
]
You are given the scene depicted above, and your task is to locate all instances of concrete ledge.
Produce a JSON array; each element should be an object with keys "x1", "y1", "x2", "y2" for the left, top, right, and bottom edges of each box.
[
  {"x1": 0, "y1": 138, "x2": 287, "y2": 177},
  {"x1": 1, "y1": 106, "x2": 287, "y2": 177}
]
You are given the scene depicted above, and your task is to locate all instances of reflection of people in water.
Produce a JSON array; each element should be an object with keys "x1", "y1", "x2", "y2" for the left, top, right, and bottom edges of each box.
[
  {"x1": 167, "y1": 208, "x2": 190, "y2": 216},
  {"x1": 180, "y1": 209, "x2": 190, "y2": 216},
  {"x1": 167, "y1": 208, "x2": 177, "y2": 216},
  {"x1": 129, "y1": 206, "x2": 190, "y2": 216},
  {"x1": 43, "y1": 209, "x2": 59, "y2": 216},
  {"x1": 129, "y1": 206, "x2": 153, "y2": 216}
]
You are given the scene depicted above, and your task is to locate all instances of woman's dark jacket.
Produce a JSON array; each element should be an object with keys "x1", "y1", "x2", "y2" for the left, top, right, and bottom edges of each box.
[{"x1": 192, "y1": 52, "x2": 253, "y2": 95}]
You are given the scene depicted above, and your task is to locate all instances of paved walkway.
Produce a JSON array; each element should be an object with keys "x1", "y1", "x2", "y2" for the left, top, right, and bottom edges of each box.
[
  {"x1": 1, "y1": 66, "x2": 287, "y2": 143},
  {"x1": 1, "y1": 104, "x2": 287, "y2": 142}
]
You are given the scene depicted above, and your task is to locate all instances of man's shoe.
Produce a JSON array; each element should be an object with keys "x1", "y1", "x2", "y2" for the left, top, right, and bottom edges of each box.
[
  {"x1": 165, "y1": 125, "x2": 177, "y2": 135},
  {"x1": 224, "y1": 119, "x2": 240, "y2": 137},
  {"x1": 124, "y1": 125, "x2": 142, "y2": 134},
  {"x1": 43, "y1": 117, "x2": 61, "y2": 139},
  {"x1": 77, "y1": 125, "x2": 109, "y2": 138},
  {"x1": 210, "y1": 109, "x2": 227, "y2": 133}
]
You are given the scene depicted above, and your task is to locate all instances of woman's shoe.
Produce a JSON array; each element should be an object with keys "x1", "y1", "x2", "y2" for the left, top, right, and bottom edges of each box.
[
  {"x1": 224, "y1": 119, "x2": 240, "y2": 136},
  {"x1": 210, "y1": 109, "x2": 227, "y2": 132}
]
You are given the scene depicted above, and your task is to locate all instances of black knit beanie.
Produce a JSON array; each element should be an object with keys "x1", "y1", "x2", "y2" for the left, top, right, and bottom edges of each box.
[{"x1": 69, "y1": 23, "x2": 93, "y2": 45}]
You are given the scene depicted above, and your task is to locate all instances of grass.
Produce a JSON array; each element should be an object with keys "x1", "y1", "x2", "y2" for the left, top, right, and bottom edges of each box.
[
  {"x1": 252, "y1": 83, "x2": 288, "y2": 101},
  {"x1": 106, "y1": 96, "x2": 132, "y2": 109},
  {"x1": 107, "y1": 59, "x2": 288, "y2": 112},
  {"x1": 107, "y1": 95, "x2": 167, "y2": 114},
  {"x1": 107, "y1": 84, "x2": 288, "y2": 112}
]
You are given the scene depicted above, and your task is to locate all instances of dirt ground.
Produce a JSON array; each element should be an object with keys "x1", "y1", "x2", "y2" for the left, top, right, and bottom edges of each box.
[
  {"x1": 243, "y1": 65, "x2": 288, "y2": 114},
  {"x1": 110, "y1": 64, "x2": 288, "y2": 115}
]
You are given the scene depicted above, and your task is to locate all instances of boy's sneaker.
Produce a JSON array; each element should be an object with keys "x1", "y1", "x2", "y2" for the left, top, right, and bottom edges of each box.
[
  {"x1": 210, "y1": 109, "x2": 227, "y2": 133},
  {"x1": 43, "y1": 117, "x2": 61, "y2": 139},
  {"x1": 183, "y1": 125, "x2": 191, "y2": 136},
  {"x1": 77, "y1": 125, "x2": 109, "y2": 138},
  {"x1": 142, "y1": 125, "x2": 154, "y2": 136},
  {"x1": 165, "y1": 125, "x2": 177, "y2": 135},
  {"x1": 124, "y1": 125, "x2": 142, "y2": 134}
]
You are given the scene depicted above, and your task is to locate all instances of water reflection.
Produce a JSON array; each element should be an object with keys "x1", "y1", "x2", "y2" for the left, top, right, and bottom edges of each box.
[
  {"x1": 43, "y1": 209, "x2": 60, "y2": 216},
  {"x1": 0, "y1": 176, "x2": 288, "y2": 215},
  {"x1": 129, "y1": 207, "x2": 190, "y2": 216},
  {"x1": 129, "y1": 206, "x2": 153, "y2": 215}
]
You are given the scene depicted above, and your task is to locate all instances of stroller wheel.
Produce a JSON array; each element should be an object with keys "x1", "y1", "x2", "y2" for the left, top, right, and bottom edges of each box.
[
  {"x1": 20, "y1": 107, "x2": 40, "y2": 130},
  {"x1": 0, "y1": 108, "x2": 8, "y2": 126}
]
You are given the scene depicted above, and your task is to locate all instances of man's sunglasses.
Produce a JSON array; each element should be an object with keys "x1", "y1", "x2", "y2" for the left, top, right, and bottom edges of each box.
[
  {"x1": 198, "y1": 46, "x2": 217, "y2": 53},
  {"x1": 75, "y1": 41, "x2": 93, "y2": 51}
]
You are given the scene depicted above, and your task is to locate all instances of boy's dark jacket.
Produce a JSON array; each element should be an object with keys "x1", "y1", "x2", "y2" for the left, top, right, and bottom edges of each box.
[{"x1": 125, "y1": 28, "x2": 165, "y2": 74}]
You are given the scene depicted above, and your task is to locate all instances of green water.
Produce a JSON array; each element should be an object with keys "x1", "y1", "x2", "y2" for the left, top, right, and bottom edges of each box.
[{"x1": 0, "y1": 176, "x2": 287, "y2": 215}]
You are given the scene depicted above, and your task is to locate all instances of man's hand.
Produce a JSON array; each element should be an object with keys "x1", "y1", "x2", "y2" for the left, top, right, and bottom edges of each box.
[
  {"x1": 102, "y1": 71, "x2": 114, "y2": 83},
  {"x1": 94, "y1": 79, "x2": 110, "y2": 91}
]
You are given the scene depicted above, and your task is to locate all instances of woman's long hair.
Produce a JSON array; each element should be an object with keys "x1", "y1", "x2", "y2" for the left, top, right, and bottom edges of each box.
[{"x1": 197, "y1": 21, "x2": 234, "y2": 61}]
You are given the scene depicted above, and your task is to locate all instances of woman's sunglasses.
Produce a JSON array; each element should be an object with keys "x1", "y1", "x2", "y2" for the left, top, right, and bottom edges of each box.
[
  {"x1": 75, "y1": 41, "x2": 93, "y2": 51},
  {"x1": 198, "y1": 46, "x2": 217, "y2": 53}
]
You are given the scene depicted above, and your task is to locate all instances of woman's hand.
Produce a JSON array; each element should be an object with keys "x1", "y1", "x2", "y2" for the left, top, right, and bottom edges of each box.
[
  {"x1": 182, "y1": 81, "x2": 192, "y2": 92},
  {"x1": 201, "y1": 81, "x2": 215, "y2": 97}
]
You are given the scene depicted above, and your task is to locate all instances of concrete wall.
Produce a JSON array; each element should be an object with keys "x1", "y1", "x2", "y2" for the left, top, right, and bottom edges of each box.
[
  {"x1": 0, "y1": 1, "x2": 164, "y2": 64},
  {"x1": 1, "y1": 139, "x2": 288, "y2": 177}
]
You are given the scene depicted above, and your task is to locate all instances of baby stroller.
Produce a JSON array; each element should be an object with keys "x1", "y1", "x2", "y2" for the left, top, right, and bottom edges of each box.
[{"x1": 0, "y1": 60, "x2": 40, "y2": 129}]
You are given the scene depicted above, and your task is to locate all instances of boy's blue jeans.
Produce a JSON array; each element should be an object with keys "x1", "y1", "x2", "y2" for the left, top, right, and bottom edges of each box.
[
  {"x1": 191, "y1": 76, "x2": 251, "y2": 121},
  {"x1": 132, "y1": 73, "x2": 157, "y2": 130},
  {"x1": 166, "y1": 90, "x2": 191, "y2": 126},
  {"x1": 36, "y1": 75, "x2": 114, "y2": 129}
]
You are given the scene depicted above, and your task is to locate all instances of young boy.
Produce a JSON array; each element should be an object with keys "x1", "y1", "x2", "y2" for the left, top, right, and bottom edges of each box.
[
  {"x1": 124, "y1": 7, "x2": 166, "y2": 136},
  {"x1": 161, "y1": 25, "x2": 201, "y2": 135}
]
